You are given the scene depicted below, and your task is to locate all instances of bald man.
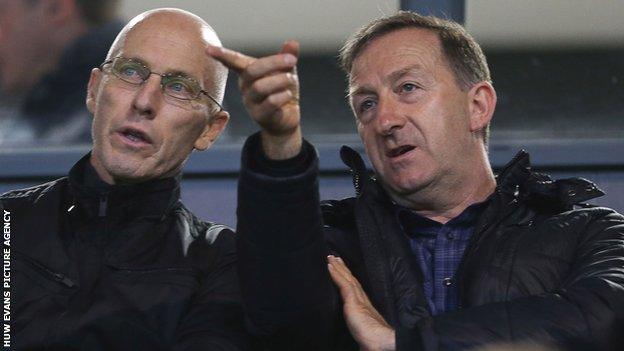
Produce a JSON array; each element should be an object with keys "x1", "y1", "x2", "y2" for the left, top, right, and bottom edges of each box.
[{"x1": 1, "y1": 8, "x2": 248, "y2": 350}]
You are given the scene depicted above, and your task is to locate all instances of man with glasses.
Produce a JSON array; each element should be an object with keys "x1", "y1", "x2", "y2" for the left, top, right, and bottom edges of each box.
[
  {"x1": 100, "y1": 57, "x2": 225, "y2": 110},
  {"x1": 1, "y1": 8, "x2": 248, "y2": 350}
]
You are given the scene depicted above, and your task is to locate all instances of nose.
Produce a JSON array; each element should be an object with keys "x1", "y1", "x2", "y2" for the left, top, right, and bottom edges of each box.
[
  {"x1": 375, "y1": 96, "x2": 406, "y2": 136},
  {"x1": 131, "y1": 74, "x2": 162, "y2": 119}
]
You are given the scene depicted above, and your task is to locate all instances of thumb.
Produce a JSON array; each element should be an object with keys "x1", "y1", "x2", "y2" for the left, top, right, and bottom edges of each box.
[{"x1": 280, "y1": 40, "x2": 300, "y2": 60}]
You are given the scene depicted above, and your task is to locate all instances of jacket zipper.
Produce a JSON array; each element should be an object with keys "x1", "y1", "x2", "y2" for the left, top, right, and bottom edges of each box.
[
  {"x1": 15, "y1": 251, "x2": 76, "y2": 288},
  {"x1": 353, "y1": 172, "x2": 362, "y2": 196},
  {"x1": 98, "y1": 193, "x2": 108, "y2": 217}
]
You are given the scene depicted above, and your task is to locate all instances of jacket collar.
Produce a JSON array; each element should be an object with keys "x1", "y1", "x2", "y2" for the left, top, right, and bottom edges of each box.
[
  {"x1": 67, "y1": 153, "x2": 180, "y2": 221},
  {"x1": 340, "y1": 146, "x2": 369, "y2": 197},
  {"x1": 340, "y1": 145, "x2": 388, "y2": 201},
  {"x1": 494, "y1": 149, "x2": 532, "y2": 196},
  {"x1": 495, "y1": 150, "x2": 604, "y2": 209},
  {"x1": 339, "y1": 146, "x2": 604, "y2": 209}
]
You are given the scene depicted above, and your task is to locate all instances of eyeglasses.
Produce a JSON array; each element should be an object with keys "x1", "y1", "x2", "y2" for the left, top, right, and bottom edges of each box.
[{"x1": 99, "y1": 57, "x2": 223, "y2": 111}]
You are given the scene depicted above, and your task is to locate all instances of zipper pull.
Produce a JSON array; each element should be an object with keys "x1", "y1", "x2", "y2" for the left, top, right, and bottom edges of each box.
[
  {"x1": 53, "y1": 273, "x2": 76, "y2": 288},
  {"x1": 98, "y1": 194, "x2": 108, "y2": 217}
]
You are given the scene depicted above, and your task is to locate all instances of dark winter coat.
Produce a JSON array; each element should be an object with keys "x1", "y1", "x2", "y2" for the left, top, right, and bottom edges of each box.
[
  {"x1": 1, "y1": 154, "x2": 248, "y2": 351},
  {"x1": 237, "y1": 134, "x2": 624, "y2": 351}
]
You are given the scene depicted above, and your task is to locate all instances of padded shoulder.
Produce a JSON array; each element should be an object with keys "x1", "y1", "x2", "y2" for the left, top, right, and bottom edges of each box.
[
  {"x1": 173, "y1": 203, "x2": 234, "y2": 256},
  {"x1": 321, "y1": 197, "x2": 356, "y2": 228},
  {"x1": 1, "y1": 178, "x2": 67, "y2": 205}
]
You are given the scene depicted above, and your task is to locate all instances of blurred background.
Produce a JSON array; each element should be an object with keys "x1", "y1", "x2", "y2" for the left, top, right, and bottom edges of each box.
[{"x1": 1, "y1": 0, "x2": 622, "y2": 227}]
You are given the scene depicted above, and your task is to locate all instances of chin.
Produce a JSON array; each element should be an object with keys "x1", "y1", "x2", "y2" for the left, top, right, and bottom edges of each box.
[
  {"x1": 109, "y1": 166, "x2": 144, "y2": 182},
  {"x1": 102, "y1": 155, "x2": 146, "y2": 180},
  {"x1": 385, "y1": 171, "x2": 434, "y2": 196}
]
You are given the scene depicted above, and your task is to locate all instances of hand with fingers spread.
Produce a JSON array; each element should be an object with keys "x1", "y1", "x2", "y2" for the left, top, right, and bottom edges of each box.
[
  {"x1": 327, "y1": 255, "x2": 396, "y2": 351},
  {"x1": 206, "y1": 41, "x2": 302, "y2": 160}
]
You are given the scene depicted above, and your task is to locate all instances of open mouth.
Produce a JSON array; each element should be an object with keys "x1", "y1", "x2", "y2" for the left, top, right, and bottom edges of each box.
[
  {"x1": 119, "y1": 128, "x2": 152, "y2": 144},
  {"x1": 386, "y1": 145, "x2": 416, "y2": 158}
]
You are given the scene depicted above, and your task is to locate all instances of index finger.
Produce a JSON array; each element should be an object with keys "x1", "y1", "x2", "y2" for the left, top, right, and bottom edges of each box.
[
  {"x1": 328, "y1": 256, "x2": 357, "y2": 283},
  {"x1": 206, "y1": 45, "x2": 256, "y2": 73}
]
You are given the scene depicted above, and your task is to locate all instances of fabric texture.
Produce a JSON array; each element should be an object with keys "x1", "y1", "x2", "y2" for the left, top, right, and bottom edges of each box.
[
  {"x1": 237, "y1": 132, "x2": 624, "y2": 351},
  {"x1": 396, "y1": 200, "x2": 487, "y2": 315},
  {"x1": 1, "y1": 153, "x2": 249, "y2": 350}
]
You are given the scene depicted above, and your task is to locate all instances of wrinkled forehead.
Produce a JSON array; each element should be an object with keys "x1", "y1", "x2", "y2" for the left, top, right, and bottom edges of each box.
[
  {"x1": 348, "y1": 28, "x2": 445, "y2": 86},
  {"x1": 108, "y1": 13, "x2": 222, "y2": 88}
]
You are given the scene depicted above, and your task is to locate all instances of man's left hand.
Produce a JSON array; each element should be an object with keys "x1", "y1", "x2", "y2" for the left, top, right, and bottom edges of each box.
[{"x1": 327, "y1": 255, "x2": 396, "y2": 351}]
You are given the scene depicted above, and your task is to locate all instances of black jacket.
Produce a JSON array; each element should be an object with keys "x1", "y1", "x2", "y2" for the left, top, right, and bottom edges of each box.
[
  {"x1": 237, "y1": 134, "x2": 624, "y2": 351},
  {"x1": 1, "y1": 154, "x2": 248, "y2": 350}
]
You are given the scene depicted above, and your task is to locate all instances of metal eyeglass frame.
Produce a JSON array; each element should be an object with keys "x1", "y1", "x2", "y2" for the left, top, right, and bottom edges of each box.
[{"x1": 98, "y1": 57, "x2": 223, "y2": 111}]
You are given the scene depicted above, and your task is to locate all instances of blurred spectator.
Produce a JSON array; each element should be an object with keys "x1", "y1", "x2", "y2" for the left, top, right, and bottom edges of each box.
[{"x1": 0, "y1": 0, "x2": 122, "y2": 147}]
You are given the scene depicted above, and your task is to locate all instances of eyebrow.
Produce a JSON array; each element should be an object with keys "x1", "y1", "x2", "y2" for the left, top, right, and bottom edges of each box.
[
  {"x1": 165, "y1": 70, "x2": 195, "y2": 80},
  {"x1": 347, "y1": 86, "x2": 375, "y2": 99},
  {"x1": 125, "y1": 56, "x2": 149, "y2": 67},
  {"x1": 347, "y1": 64, "x2": 425, "y2": 99},
  {"x1": 127, "y1": 56, "x2": 200, "y2": 82},
  {"x1": 387, "y1": 64, "x2": 424, "y2": 83}
]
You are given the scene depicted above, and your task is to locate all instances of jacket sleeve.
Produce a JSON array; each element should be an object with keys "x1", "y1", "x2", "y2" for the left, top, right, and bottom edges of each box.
[
  {"x1": 397, "y1": 208, "x2": 624, "y2": 351},
  {"x1": 174, "y1": 228, "x2": 250, "y2": 351},
  {"x1": 236, "y1": 133, "x2": 342, "y2": 350}
]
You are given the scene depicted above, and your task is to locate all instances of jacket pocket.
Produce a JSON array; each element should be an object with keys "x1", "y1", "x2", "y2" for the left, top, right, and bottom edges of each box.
[
  {"x1": 104, "y1": 264, "x2": 202, "y2": 344},
  {"x1": 14, "y1": 251, "x2": 76, "y2": 296},
  {"x1": 13, "y1": 251, "x2": 77, "y2": 336}
]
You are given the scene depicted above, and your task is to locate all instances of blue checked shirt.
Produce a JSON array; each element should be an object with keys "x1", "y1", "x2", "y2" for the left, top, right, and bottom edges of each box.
[{"x1": 395, "y1": 201, "x2": 488, "y2": 315}]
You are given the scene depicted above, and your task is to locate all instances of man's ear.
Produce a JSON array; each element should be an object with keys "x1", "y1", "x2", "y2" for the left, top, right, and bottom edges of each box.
[
  {"x1": 467, "y1": 81, "x2": 497, "y2": 133},
  {"x1": 86, "y1": 68, "x2": 102, "y2": 116},
  {"x1": 194, "y1": 111, "x2": 230, "y2": 151}
]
